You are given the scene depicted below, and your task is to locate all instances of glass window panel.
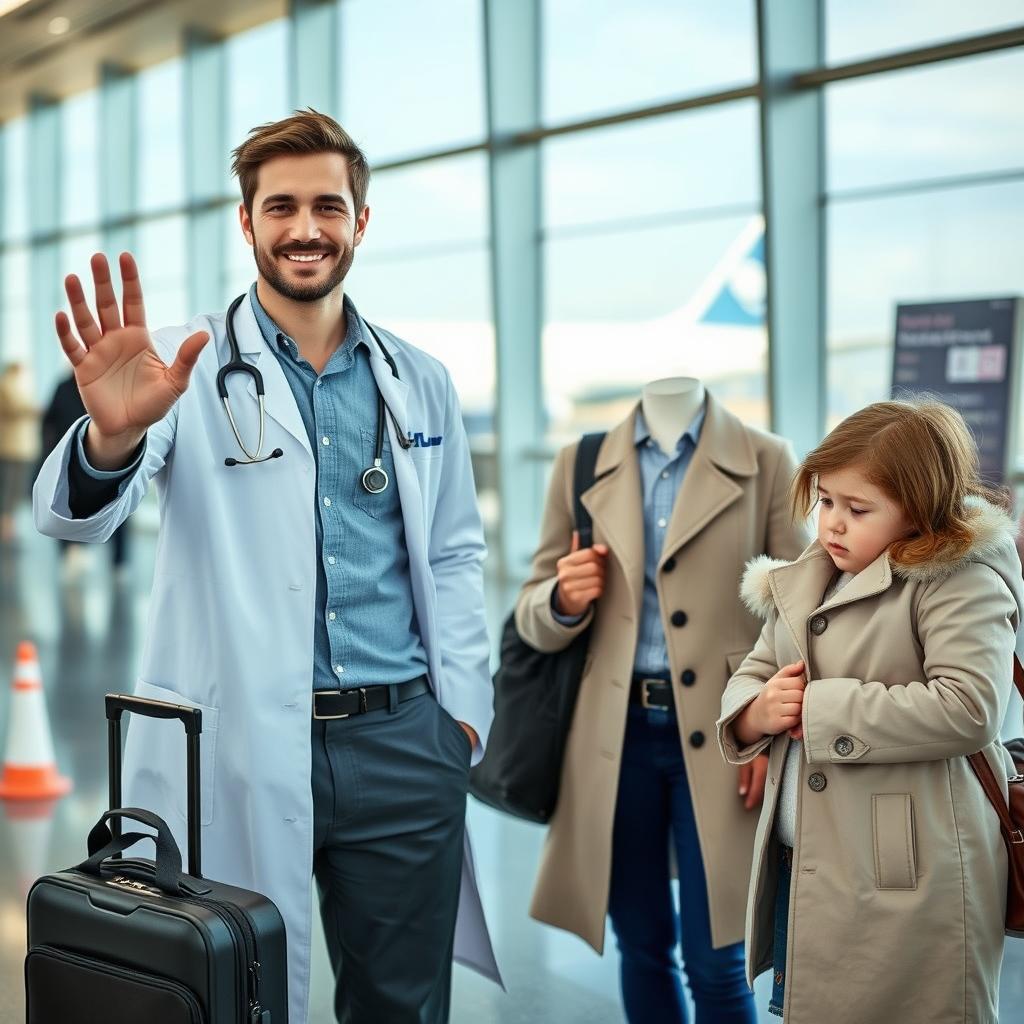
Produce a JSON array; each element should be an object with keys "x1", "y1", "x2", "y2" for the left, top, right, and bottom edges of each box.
[
  {"x1": 137, "y1": 214, "x2": 188, "y2": 329},
  {"x1": 227, "y1": 19, "x2": 290, "y2": 192},
  {"x1": 3, "y1": 117, "x2": 29, "y2": 243},
  {"x1": 61, "y1": 91, "x2": 99, "y2": 230},
  {"x1": 362, "y1": 154, "x2": 489, "y2": 254},
  {"x1": 826, "y1": 182, "x2": 1024, "y2": 447},
  {"x1": 348, "y1": 247, "x2": 494, "y2": 421},
  {"x1": 138, "y1": 59, "x2": 185, "y2": 213},
  {"x1": 223, "y1": 202, "x2": 254, "y2": 305},
  {"x1": 826, "y1": 0, "x2": 1024, "y2": 64},
  {"x1": 543, "y1": 0, "x2": 756, "y2": 126},
  {"x1": 339, "y1": 0, "x2": 485, "y2": 162},
  {"x1": 827, "y1": 51, "x2": 1024, "y2": 193},
  {"x1": 1, "y1": 246, "x2": 30, "y2": 364},
  {"x1": 544, "y1": 214, "x2": 768, "y2": 439},
  {"x1": 543, "y1": 102, "x2": 760, "y2": 231}
]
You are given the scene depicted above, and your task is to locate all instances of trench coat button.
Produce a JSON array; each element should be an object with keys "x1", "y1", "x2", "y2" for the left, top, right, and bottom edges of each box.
[
  {"x1": 671, "y1": 610, "x2": 688, "y2": 628},
  {"x1": 834, "y1": 735, "x2": 854, "y2": 757},
  {"x1": 662, "y1": 556, "x2": 677, "y2": 573},
  {"x1": 810, "y1": 615, "x2": 828, "y2": 636},
  {"x1": 689, "y1": 730, "x2": 705, "y2": 748},
  {"x1": 808, "y1": 772, "x2": 827, "y2": 793},
  {"x1": 681, "y1": 669, "x2": 696, "y2": 687}
]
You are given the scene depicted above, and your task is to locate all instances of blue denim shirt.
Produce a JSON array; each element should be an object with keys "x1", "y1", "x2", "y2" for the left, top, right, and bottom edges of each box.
[
  {"x1": 552, "y1": 404, "x2": 705, "y2": 677},
  {"x1": 249, "y1": 285, "x2": 428, "y2": 689}
]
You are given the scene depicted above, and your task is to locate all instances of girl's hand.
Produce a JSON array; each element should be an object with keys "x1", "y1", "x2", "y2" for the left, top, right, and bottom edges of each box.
[{"x1": 734, "y1": 661, "x2": 806, "y2": 744}]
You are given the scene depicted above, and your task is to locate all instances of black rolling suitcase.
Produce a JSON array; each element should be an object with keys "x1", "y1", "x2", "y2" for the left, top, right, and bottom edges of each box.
[{"x1": 24, "y1": 693, "x2": 288, "y2": 1023}]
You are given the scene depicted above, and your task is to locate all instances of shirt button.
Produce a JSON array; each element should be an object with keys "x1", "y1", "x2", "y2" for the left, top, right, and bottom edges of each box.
[
  {"x1": 834, "y1": 736, "x2": 854, "y2": 757},
  {"x1": 335, "y1": 665, "x2": 344, "y2": 675},
  {"x1": 661, "y1": 471, "x2": 669, "y2": 479},
  {"x1": 657, "y1": 517, "x2": 667, "y2": 528},
  {"x1": 323, "y1": 497, "x2": 331, "y2": 507},
  {"x1": 316, "y1": 380, "x2": 324, "y2": 388},
  {"x1": 808, "y1": 772, "x2": 827, "y2": 793},
  {"x1": 322, "y1": 436, "x2": 330, "y2": 446},
  {"x1": 810, "y1": 615, "x2": 828, "y2": 636},
  {"x1": 327, "y1": 556, "x2": 336, "y2": 565},
  {"x1": 329, "y1": 611, "x2": 336, "y2": 621}
]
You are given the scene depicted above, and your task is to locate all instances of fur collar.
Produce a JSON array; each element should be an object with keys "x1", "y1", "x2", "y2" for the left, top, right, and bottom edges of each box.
[{"x1": 741, "y1": 498, "x2": 1018, "y2": 619}]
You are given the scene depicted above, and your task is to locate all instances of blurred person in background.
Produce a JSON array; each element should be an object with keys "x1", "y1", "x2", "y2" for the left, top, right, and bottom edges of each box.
[{"x1": 0, "y1": 361, "x2": 40, "y2": 544}]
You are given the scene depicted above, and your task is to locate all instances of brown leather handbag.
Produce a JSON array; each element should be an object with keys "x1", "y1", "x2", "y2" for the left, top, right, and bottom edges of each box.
[{"x1": 966, "y1": 654, "x2": 1024, "y2": 936}]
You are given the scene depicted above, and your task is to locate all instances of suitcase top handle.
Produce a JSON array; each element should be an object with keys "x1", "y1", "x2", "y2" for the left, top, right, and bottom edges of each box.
[{"x1": 78, "y1": 808, "x2": 193, "y2": 896}]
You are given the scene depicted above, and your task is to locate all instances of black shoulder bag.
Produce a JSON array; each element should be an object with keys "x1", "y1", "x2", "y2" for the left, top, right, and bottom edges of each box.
[{"x1": 469, "y1": 432, "x2": 605, "y2": 824}]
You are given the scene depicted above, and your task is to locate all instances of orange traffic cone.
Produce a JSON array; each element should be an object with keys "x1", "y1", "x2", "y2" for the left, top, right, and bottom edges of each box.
[{"x1": 0, "y1": 642, "x2": 72, "y2": 800}]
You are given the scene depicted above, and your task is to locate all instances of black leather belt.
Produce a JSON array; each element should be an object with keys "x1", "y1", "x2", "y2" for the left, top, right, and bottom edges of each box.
[
  {"x1": 313, "y1": 676, "x2": 430, "y2": 720},
  {"x1": 630, "y1": 673, "x2": 674, "y2": 710}
]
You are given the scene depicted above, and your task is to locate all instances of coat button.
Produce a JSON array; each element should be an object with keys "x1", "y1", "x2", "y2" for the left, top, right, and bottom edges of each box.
[
  {"x1": 834, "y1": 736, "x2": 854, "y2": 757},
  {"x1": 689, "y1": 730, "x2": 705, "y2": 748},
  {"x1": 681, "y1": 669, "x2": 696, "y2": 687},
  {"x1": 671, "y1": 610, "x2": 688, "y2": 628},
  {"x1": 808, "y1": 772, "x2": 827, "y2": 793},
  {"x1": 662, "y1": 556, "x2": 676, "y2": 573},
  {"x1": 810, "y1": 615, "x2": 828, "y2": 636}
]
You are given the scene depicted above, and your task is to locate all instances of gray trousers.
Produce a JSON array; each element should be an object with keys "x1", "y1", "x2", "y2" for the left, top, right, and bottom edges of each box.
[{"x1": 312, "y1": 688, "x2": 471, "y2": 1024}]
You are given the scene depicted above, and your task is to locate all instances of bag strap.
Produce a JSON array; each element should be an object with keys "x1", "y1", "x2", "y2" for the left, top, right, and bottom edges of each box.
[
  {"x1": 966, "y1": 652, "x2": 1024, "y2": 847},
  {"x1": 572, "y1": 432, "x2": 606, "y2": 549}
]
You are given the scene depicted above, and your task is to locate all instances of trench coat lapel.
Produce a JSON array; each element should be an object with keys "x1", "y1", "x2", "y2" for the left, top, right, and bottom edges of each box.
[
  {"x1": 232, "y1": 294, "x2": 313, "y2": 458},
  {"x1": 659, "y1": 393, "x2": 758, "y2": 567},
  {"x1": 580, "y1": 412, "x2": 645, "y2": 622}
]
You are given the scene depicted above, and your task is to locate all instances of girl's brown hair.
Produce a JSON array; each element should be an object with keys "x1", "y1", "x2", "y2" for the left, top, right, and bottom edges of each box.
[
  {"x1": 792, "y1": 399, "x2": 1008, "y2": 567},
  {"x1": 230, "y1": 108, "x2": 370, "y2": 215}
]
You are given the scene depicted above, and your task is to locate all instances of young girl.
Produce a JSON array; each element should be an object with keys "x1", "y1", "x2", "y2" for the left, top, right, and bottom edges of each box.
[{"x1": 717, "y1": 400, "x2": 1022, "y2": 1024}]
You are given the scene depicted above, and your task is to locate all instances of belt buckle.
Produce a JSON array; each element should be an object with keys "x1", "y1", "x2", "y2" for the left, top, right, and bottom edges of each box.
[
  {"x1": 313, "y1": 687, "x2": 368, "y2": 720},
  {"x1": 640, "y1": 680, "x2": 667, "y2": 711}
]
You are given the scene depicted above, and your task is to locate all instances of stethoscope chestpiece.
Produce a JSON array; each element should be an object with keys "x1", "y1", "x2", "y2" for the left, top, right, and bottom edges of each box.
[{"x1": 361, "y1": 461, "x2": 389, "y2": 495}]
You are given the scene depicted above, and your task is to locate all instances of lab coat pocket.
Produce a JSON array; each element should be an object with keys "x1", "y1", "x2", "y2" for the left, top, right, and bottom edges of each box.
[
  {"x1": 126, "y1": 679, "x2": 220, "y2": 827},
  {"x1": 872, "y1": 793, "x2": 917, "y2": 890}
]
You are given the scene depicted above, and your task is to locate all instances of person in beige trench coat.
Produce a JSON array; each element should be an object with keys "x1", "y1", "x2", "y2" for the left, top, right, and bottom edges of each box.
[
  {"x1": 515, "y1": 394, "x2": 809, "y2": 987},
  {"x1": 718, "y1": 494, "x2": 1023, "y2": 1024}
]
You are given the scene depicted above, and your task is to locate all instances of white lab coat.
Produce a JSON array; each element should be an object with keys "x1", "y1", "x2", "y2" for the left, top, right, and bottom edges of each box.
[{"x1": 34, "y1": 295, "x2": 501, "y2": 1022}]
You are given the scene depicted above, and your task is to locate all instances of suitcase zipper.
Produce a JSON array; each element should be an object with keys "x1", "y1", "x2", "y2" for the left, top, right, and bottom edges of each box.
[{"x1": 30, "y1": 944, "x2": 204, "y2": 1022}]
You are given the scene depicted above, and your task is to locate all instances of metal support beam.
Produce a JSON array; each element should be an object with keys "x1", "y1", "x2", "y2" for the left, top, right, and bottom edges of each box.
[
  {"x1": 483, "y1": 0, "x2": 544, "y2": 581},
  {"x1": 758, "y1": 0, "x2": 825, "y2": 455},
  {"x1": 99, "y1": 63, "x2": 138, "y2": 261},
  {"x1": 28, "y1": 93, "x2": 62, "y2": 396},
  {"x1": 289, "y1": 0, "x2": 340, "y2": 114},
  {"x1": 184, "y1": 27, "x2": 226, "y2": 316}
]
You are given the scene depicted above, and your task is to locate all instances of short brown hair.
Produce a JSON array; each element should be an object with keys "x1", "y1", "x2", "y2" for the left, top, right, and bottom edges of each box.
[
  {"x1": 230, "y1": 108, "x2": 370, "y2": 215},
  {"x1": 791, "y1": 399, "x2": 1008, "y2": 567}
]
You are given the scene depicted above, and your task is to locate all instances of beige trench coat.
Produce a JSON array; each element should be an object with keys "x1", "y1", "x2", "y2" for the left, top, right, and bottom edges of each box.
[
  {"x1": 515, "y1": 395, "x2": 809, "y2": 952},
  {"x1": 717, "y1": 498, "x2": 1023, "y2": 1024}
]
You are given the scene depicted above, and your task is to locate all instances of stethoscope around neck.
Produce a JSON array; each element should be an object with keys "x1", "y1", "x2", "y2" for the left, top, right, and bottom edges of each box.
[{"x1": 217, "y1": 293, "x2": 412, "y2": 494}]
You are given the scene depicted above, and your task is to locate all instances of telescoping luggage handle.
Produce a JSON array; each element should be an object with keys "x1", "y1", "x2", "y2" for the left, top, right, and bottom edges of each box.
[{"x1": 104, "y1": 693, "x2": 202, "y2": 878}]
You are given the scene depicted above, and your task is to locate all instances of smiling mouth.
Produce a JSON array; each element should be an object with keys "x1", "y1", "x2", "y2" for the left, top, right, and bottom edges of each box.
[{"x1": 281, "y1": 252, "x2": 331, "y2": 264}]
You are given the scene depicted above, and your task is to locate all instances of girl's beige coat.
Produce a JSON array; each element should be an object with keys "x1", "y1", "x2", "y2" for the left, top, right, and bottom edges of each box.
[
  {"x1": 718, "y1": 500, "x2": 1023, "y2": 1024},
  {"x1": 516, "y1": 396, "x2": 809, "y2": 952}
]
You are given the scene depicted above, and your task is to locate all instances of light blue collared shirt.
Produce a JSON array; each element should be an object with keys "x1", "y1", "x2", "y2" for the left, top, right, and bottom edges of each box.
[{"x1": 632, "y1": 404, "x2": 705, "y2": 675}]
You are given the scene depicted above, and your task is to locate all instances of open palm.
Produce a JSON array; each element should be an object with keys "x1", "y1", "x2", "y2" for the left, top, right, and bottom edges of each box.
[{"x1": 56, "y1": 252, "x2": 209, "y2": 438}]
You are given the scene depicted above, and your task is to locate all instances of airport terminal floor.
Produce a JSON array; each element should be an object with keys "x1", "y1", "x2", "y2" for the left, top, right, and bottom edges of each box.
[{"x1": 1, "y1": 520, "x2": 1023, "y2": 1023}]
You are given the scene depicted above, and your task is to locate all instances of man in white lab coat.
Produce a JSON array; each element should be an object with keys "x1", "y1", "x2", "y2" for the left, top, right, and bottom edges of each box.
[{"x1": 34, "y1": 109, "x2": 499, "y2": 1024}]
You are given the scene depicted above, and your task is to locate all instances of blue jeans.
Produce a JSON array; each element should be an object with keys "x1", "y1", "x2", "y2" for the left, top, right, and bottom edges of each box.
[
  {"x1": 608, "y1": 705, "x2": 757, "y2": 1024},
  {"x1": 768, "y1": 845, "x2": 793, "y2": 1018}
]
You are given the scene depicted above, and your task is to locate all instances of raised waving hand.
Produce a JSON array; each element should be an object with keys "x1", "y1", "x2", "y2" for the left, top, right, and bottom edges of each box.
[{"x1": 56, "y1": 253, "x2": 209, "y2": 467}]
